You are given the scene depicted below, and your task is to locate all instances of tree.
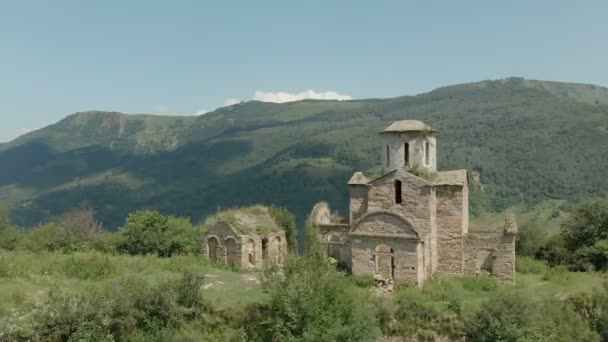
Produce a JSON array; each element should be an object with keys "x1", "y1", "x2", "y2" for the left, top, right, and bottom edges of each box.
[
  {"x1": 268, "y1": 206, "x2": 298, "y2": 252},
  {"x1": 561, "y1": 200, "x2": 608, "y2": 270},
  {"x1": 117, "y1": 210, "x2": 196, "y2": 257}
]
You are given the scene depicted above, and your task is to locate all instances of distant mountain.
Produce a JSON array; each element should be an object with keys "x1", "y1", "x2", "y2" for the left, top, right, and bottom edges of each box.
[{"x1": 2, "y1": 78, "x2": 608, "y2": 228}]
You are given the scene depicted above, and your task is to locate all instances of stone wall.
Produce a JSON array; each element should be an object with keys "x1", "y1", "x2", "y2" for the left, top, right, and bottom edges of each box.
[
  {"x1": 349, "y1": 185, "x2": 369, "y2": 223},
  {"x1": 463, "y1": 229, "x2": 516, "y2": 282},
  {"x1": 318, "y1": 223, "x2": 351, "y2": 269},
  {"x1": 435, "y1": 185, "x2": 466, "y2": 275},
  {"x1": 202, "y1": 222, "x2": 288, "y2": 269},
  {"x1": 350, "y1": 236, "x2": 425, "y2": 286},
  {"x1": 380, "y1": 132, "x2": 437, "y2": 174},
  {"x1": 367, "y1": 171, "x2": 433, "y2": 238}
]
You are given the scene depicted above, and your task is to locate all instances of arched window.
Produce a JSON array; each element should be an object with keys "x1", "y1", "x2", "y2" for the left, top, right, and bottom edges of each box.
[
  {"x1": 386, "y1": 145, "x2": 390, "y2": 166},
  {"x1": 404, "y1": 143, "x2": 409, "y2": 165},
  {"x1": 425, "y1": 141, "x2": 430, "y2": 166},
  {"x1": 394, "y1": 180, "x2": 402, "y2": 204}
]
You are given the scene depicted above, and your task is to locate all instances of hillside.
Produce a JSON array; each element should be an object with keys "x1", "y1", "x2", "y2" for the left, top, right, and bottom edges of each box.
[{"x1": 2, "y1": 78, "x2": 608, "y2": 228}]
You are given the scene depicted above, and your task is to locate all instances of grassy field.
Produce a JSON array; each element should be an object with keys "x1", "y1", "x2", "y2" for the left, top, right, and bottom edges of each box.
[
  {"x1": 0, "y1": 250, "x2": 606, "y2": 319},
  {"x1": 0, "y1": 251, "x2": 266, "y2": 317}
]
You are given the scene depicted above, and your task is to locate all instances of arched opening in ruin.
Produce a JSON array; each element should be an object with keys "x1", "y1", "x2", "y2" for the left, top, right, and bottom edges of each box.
[
  {"x1": 247, "y1": 238, "x2": 256, "y2": 267},
  {"x1": 374, "y1": 244, "x2": 395, "y2": 280},
  {"x1": 225, "y1": 238, "x2": 239, "y2": 267},
  {"x1": 425, "y1": 141, "x2": 430, "y2": 166},
  {"x1": 404, "y1": 142, "x2": 409, "y2": 165},
  {"x1": 386, "y1": 145, "x2": 390, "y2": 166},
  {"x1": 207, "y1": 236, "x2": 219, "y2": 262},
  {"x1": 394, "y1": 180, "x2": 402, "y2": 204},
  {"x1": 262, "y1": 238, "x2": 269, "y2": 262}
]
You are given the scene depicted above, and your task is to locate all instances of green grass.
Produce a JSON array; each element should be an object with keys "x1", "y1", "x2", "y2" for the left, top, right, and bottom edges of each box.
[
  {"x1": 394, "y1": 268, "x2": 606, "y2": 320},
  {"x1": 0, "y1": 250, "x2": 266, "y2": 316}
]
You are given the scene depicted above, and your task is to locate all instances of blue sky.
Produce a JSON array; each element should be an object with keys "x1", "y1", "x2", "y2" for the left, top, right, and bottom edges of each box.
[{"x1": 1, "y1": 0, "x2": 607, "y2": 142}]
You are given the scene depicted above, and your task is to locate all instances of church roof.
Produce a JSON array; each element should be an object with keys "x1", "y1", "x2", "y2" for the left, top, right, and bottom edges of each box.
[
  {"x1": 348, "y1": 171, "x2": 370, "y2": 185},
  {"x1": 380, "y1": 120, "x2": 437, "y2": 134},
  {"x1": 211, "y1": 206, "x2": 281, "y2": 235},
  {"x1": 434, "y1": 170, "x2": 468, "y2": 186}
]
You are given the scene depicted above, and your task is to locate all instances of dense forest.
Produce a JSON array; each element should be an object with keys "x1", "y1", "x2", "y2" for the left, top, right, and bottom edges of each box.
[{"x1": 1, "y1": 78, "x2": 608, "y2": 229}]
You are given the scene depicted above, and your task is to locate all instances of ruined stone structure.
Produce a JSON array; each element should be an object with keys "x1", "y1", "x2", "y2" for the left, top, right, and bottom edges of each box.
[
  {"x1": 202, "y1": 206, "x2": 288, "y2": 269},
  {"x1": 310, "y1": 120, "x2": 516, "y2": 286}
]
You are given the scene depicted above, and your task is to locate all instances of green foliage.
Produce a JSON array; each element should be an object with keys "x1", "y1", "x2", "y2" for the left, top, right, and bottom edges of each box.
[
  {"x1": 560, "y1": 200, "x2": 608, "y2": 270},
  {"x1": 0, "y1": 271, "x2": 244, "y2": 341},
  {"x1": 516, "y1": 222, "x2": 549, "y2": 257},
  {"x1": 0, "y1": 204, "x2": 9, "y2": 230},
  {"x1": 117, "y1": 210, "x2": 196, "y2": 257},
  {"x1": 466, "y1": 291, "x2": 599, "y2": 342},
  {"x1": 516, "y1": 256, "x2": 549, "y2": 274},
  {"x1": 250, "y1": 223, "x2": 381, "y2": 341},
  {"x1": 4, "y1": 79, "x2": 608, "y2": 228},
  {"x1": 268, "y1": 206, "x2": 298, "y2": 252}
]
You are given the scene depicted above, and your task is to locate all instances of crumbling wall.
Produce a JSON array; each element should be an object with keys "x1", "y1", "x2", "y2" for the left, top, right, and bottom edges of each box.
[
  {"x1": 463, "y1": 225, "x2": 516, "y2": 282},
  {"x1": 349, "y1": 185, "x2": 369, "y2": 223},
  {"x1": 318, "y1": 223, "x2": 351, "y2": 269},
  {"x1": 435, "y1": 185, "x2": 465, "y2": 275}
]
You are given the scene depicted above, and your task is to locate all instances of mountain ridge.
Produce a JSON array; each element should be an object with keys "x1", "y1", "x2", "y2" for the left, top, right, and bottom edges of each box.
[{"x1": 2, "y1": 78, "x2": 608, "y2": 228}]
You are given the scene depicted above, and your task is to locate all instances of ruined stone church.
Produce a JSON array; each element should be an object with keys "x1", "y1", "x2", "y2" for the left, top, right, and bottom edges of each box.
[{"x1": 310, "y1": 120, "x2": 516, "y2": 286}]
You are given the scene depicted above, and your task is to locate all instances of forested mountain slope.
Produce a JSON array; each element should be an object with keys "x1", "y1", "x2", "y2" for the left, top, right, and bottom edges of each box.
[{"x1": 2, "y1": 78, "x2": 608, "y2": 228}]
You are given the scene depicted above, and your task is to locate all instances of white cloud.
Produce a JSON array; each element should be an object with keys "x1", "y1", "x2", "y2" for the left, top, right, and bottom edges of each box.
[
  {"x1": 152, "y1": 104, "x2": 171, "y2": 114},
  {"x1": 223, "y1": 98, "x2": 242, "y2": 106},
  {"x1": 194, "y1": 109, "x2": 209, "y2": 116},
  {"x1": 253, "y1": 89, "x2": 352, "y2": 103}
]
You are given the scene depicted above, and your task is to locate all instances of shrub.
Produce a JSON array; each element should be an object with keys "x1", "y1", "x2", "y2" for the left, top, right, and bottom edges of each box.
[
  {"x1": 516, "y1": 222, "x2": 548, "y2": 257},
  {"x1": 561, "y1": 200, "x2": 608, "y2": 270},
  {"x1": 0, "y1": 225, "x2": 24, "y2": 251},
  {"x1": 249, "y1": 224, "x2": 381, "y2": 341},
  {"x1": 516, "y1": 256, "x2": 549, "y2": 274},
  {"x1": 0, "y1": 271, "x2": 219, "y2": 341},
  {"x1": 268, "y1": 206, "x2": 298, "y2": 252},
  {"x1": 466, "y1": 291, "x2": 599, "y2": 342},
  {"x1": 117, "y1": 211, "x2": 196, "y2": 257}
]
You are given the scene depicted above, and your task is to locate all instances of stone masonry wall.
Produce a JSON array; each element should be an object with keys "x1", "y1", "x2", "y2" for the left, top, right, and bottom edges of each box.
[
  {"x1": 349, "y1": 185, "x2": 369, "y2": 223},
  {"x1": 464, "y1": 231, "x2": 516, "y2": 282},
  {"x1": 435, "y1": 185, "x2": 465, "y2": 275},
  {"x1": 351, "y1": 236, "x2": 423, "y2": 285},
  {"x1": 367, "y1": 172, "x2": 433, "y2": 238},
  {"x1": 318, "y1": 223, "x2": 351, "y2": 269}
]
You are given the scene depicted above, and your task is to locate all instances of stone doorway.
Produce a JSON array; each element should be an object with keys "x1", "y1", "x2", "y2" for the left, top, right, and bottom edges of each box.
[
  {"x1": 375, "y1": 244, "x2": 395, "y2": 280},
  {"x1": 225, "y1": 238, "x2": 239, "y2": 267},
  {"x1": 262, "y1": 238, "x2": 269, "y2": 262},
  {"x1": 207, "y1": 237, "x2": 219, "y2": 262}
]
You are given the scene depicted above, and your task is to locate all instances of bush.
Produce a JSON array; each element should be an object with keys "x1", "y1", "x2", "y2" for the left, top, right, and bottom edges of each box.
[
  {"x1": 117, "y1": 211, "x2": 197, "y2": 257},
  {"x1": 248, "y1": 224, "x2": 381, "y2": 341},
  {"x1": 268, "y1": 206, "x2": 298, "y2": 252},
  {"x1": 466, "y1": 291, "x2": 599, "y2": 342},
  {"x1": 0, "y1": 272, "x2": 225, "y2": 341},
  {"x1": 560, "y1": 200, "x2": 608, "y2": 270},
  {"x1": 516, "y1": 256, "x2": 549, "y2": 274},
  {"x1": 516, "y1": 222, "x2": 548, "y2": 257}
]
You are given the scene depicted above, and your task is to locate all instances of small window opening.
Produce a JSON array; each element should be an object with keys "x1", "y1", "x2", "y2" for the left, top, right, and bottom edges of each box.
[
  {"x1": 386, "y1": 145, "x2": 390, "y2": 166},
  {"x1": 395, "y1": 180, "x2": 402, "y2": 204},
  {"x1": 425, "y1": 141, "x2": 430, "y2": 166},
  {"x1": 404, "y1": 143, "x2": 409, "y2": 165}
]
